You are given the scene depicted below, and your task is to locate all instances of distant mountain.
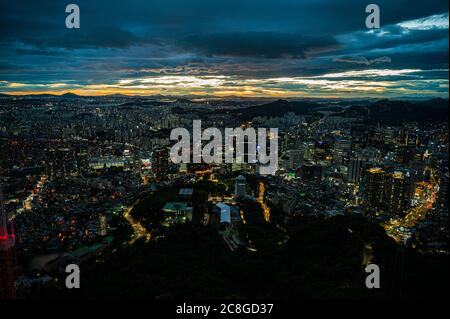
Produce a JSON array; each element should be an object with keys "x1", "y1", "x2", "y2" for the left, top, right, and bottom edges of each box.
[
  {"x1": 119, "y1": 99, "x2": 171, "y2": 108},
  {"x1": 0, "y1": 92, "x2": 132, "y2": 99},
  {"x1": 103, "y1": 93, "x2": 131, "y2": 98},
  {"x1": 220, "y1": 98, "x2": 449, "y2": 124},
  {"x1": 417, "y1": 97, "x2": 449, "y2": 109},
  {"x1": 0, "y1": 93, "x2": 75, "y2": 98},
  {"x1": 60, "y1": 92, "x2": 82, "y2": 98},
  {"x1": 228, "y1": 99, "x2": 322, "y2": 121},
  {"x1": 20, "y1": 93, "x2": 58, "y2": 98},
  {"x1": 175, "y1": 98, "x2": 194, "y2": 104},
  {"x1": 345, "y1": 98, "x2": 449, "y2": 124}
]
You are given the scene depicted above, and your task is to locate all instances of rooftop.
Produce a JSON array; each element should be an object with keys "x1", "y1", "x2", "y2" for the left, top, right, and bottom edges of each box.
[
  {"x1": 163, "y1": 202, "x2": 190, "y2": 212},
  {"x1": 178, "y1": 188, "x2": 194, "y2": 196}
]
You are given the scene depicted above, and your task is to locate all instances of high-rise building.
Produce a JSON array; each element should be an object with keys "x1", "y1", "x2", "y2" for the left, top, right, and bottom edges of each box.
[
  {"x1": 385, "y1": 170, "x2": 413, "y2": 216},
  {"x1": 364, "y1": 167, "x2": 413, "y2": 216},
  {"x1": 333, "y1": 139, "x2": 351, "y2": 165},
  {"x1": 436, "y1": 172, "x2": 449, "y2": 211},
  {"x1": 364, "y1": 167, "x2": 385, "y2": 213},
  {"x1": 98, "y1": 212, "x2": 108, "y2": 237},
  {"x1": 234, "y1": 175, "x2": 246, "y2": 198},
  {"x1": 152, "y1": 147, "x2": 169, "y2": 181},
  {"x1": 348, "y1": 157, "x2": 365, "y2": 184},
  {"x1": 0, "y1": 185, "x2": 16, "y2": 299}
]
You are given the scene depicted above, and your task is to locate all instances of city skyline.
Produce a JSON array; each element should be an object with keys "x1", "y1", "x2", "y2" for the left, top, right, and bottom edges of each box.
[
  {"x1": 0, "y1": 0, "x2": 448, "y2": 98},
  {"x1": 0, "y1": 0, "x2": 449, "y2": 301}
]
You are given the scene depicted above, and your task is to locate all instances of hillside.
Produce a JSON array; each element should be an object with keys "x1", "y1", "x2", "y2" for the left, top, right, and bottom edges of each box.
[
  {"x1": 225, "y1": 99, "x2": 322, "y2": 121},
  {"x1": 344, "y1": 99, "x2": 449, "y2": 125}
]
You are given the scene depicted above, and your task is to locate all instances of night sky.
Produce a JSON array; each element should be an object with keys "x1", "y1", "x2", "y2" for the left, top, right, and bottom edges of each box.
[{"x1": 0, "y1": 0, "x2": 448, "y2": 98}]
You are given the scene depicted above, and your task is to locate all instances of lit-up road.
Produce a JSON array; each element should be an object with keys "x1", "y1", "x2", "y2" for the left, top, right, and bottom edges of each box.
[
  {"x1": 123, "y1": 201, "x2": 152, "y2": 244},
  {"x1": 384, "y1": 199, "x2": 434, "y2": 243},
  {"x1": 403, "y1": 201, "x2": 433, "y2": 227},
  {"x1": 15, "y1": 175, "x2": 48, "y2": 217},
  {"x1": 257, "y1": 181, "x2": 270, "y2": 222}
]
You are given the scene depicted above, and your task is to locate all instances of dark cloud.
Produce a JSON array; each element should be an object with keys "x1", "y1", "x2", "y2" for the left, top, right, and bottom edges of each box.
[
  {"x1": 334, "y1": 56, "x2": 392, "y2": 65},
  {"x1": 0, "y1": 62, "x2": 18, "y2": 71},
  {"x1": 380, "y1": 51, "x2": 449, "y2": 70},
  {"x1": 14, "y1": 26, "x2": 151, "y2": 49},
  {"x1": 0, "y1": 0, "x2": 448, "y2": 97},
  {"x1": 15, "y1": 48, "x2": 65, "y2": 56},
  {"x1": 1, "y1": 0, "x2": 448, "y2": 47},
  {"x1": 180, "y1": 32, "x2": 339, "y2": 59}
]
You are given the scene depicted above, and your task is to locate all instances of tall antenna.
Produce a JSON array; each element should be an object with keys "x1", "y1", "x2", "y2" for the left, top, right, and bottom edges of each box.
[
  {"x1": 0, "y1": 182, "x2": 16, "y2": 299},
  {"x1": 0, "y1": 183, "x2": 15, "y2": 249},
  {"x1": 0, "y1": 183, "x2": 5, "y2": 236}
]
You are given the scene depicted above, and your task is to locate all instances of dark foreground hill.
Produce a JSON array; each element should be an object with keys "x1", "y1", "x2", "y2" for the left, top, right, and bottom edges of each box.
[{"x1": 41, "y1": 214, "x2": 448, "y2": 299}]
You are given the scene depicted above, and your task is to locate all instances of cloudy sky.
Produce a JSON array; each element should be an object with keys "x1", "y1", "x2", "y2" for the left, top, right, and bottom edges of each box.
[{"x1": 0, "y1": 0, "x2": 448, "y2": 98}]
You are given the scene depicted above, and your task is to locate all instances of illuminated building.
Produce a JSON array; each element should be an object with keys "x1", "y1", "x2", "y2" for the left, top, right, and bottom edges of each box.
[
  {"x1": 436, "y1": 172, "x2": 449, "y2": 211},
  {"x1": 162, "y1": 202, "x2": 193, "y2": 225},
  {"x1": 348, "y1": 157, "x2": 365, "y2": 184},
  {"x1": 210, "y1": 203, "x2": 241, "y2": 225},
  {"x1": 333, "y1": 139, "x2": 351, "y2": 165},
  {"x1": 385, "y1": 170, "x2": 413, "y2": 216},
  {"x1": 89, "y1": 157, "x2": 125, "y2": 170},
  {"x1": 364, "y1": 167, "x2": 385, "y2": 213},
  {"x1": 152, "y1": 148, "x2": 169, "y2": 181},
  {"x1": 99, "y1": 212, "x2": 108, "y2": 237},
  {"x1": 364, "y1": 167, "x2": 414, "y2": 216}
]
